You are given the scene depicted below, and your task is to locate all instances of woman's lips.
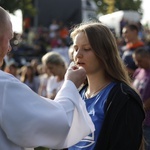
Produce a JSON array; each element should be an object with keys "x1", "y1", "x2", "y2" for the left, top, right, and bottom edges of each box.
[{"x1": 77, "y1": 62, "x2": 85, "y2": 66}]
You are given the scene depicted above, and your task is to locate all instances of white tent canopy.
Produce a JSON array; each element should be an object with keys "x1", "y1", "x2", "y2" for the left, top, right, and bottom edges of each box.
[
  {"x1": 9, "y1": 10, "x2": 23, "y2": 34},
  {"x1": 98, "y1": 10, "x2": 141, "y2": 37}
]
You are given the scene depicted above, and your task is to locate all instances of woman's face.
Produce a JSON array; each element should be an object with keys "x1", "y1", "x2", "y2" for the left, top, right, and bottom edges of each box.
[{"x1": 73, "y1": 31, "x2": 102, "y2": 75}]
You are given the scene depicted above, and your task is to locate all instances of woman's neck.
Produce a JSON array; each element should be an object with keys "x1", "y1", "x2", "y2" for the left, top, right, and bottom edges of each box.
[{"x1": 86, "y1": 73, "x2": 111, "y2": 98}]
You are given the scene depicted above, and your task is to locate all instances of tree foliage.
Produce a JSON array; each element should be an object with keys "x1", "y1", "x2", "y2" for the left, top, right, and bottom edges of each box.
[
  {"x1": 115, "y1": 0, "x2": 142, "y2": 12},
  {"x1": 0, "y1": 0, "x2": 36, "y2": 17},
  {"x1": 94, "y1": 0, "x2": 108, "y2": 14},
  {"x1": 94, "y1": 0, "x2": 142, "y2": 15}
]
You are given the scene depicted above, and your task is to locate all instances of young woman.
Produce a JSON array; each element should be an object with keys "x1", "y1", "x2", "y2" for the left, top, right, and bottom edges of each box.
[{"x1": 68, "y1": 22, "x2": 145, "y2": 150}]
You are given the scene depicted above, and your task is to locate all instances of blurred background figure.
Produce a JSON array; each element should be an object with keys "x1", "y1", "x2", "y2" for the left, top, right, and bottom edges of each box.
[
  {"x1": 20, "y1": 64, "x2": 40, "y2": 93},
  {"x1": 4, "y1": 51, "x2": 16, "y2": 66},
  {"x1": 51, "y1": 39, "x2": 70, "y2": 66},
  {"x1": 4, "y1": 62, "x2": 20, "y2": 80},
  {"x1": 31, "y1": 58, "x2": 40, "y2": 76},
  {"x1": 120, "y1": 24, "x2": 145, "y2": 78},
  {"x1": 38, "y1": 63, "x2": 52, "y2": 97},
  {"x1": 132, "y1": 46, "x2": 150, "y2": 150},
  {"x1": 42, "y1": 51, "x2": 67, "y2": 99},
  {"x1": 49, "y1": 19, "x2": 59, "y2": 39}
]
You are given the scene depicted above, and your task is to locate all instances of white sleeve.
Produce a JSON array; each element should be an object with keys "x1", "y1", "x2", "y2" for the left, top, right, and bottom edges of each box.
[{"x1": 1, "y1": 79, "x2": 94, "y2": 149}]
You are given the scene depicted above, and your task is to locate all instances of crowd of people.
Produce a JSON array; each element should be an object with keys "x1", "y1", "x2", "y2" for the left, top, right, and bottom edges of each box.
[
  {"x1": 1, "y1": 5, "x2": 150, "y2": 150},
  {"x1": 119, "y1": 24, "x2": 150, "y2": 150}
]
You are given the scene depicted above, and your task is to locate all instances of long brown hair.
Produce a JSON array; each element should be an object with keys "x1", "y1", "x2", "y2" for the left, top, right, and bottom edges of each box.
[{"x1": 70, "y1": 22, "x2": 131, "y2": 86}]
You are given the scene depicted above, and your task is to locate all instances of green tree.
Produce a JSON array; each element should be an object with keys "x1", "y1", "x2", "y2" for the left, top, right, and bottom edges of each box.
[
  {"x1": 0, "y1": 0, "x2": 36, "y2": 17},
  {"x1": 94, "y1": 0, "x2": 142, "y2": 15},
  {"x1": 94, "y1": 0, "x2": 108, "y2": 14},
  {"x1": 115, "y1": 0, "x2": 142, "y2": 12}
]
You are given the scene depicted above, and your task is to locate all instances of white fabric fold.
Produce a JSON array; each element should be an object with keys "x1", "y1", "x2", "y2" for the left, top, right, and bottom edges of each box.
[
  {"x1": 0, "y1": 70, "x2": 95, "y2": 150},
  {"x1": 55, "y1": 80, "x2": 95, "y2": 148}
]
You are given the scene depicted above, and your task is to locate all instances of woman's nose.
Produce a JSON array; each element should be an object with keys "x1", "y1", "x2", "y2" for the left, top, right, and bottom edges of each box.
[{"x1": 75, "y1": 49, "x2": 83, "y2": 58}]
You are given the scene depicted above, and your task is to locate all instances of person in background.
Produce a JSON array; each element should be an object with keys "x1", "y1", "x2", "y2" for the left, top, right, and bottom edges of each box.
[
  {"x1": 121, "y1": 23, "x2": 145, "y2": 78},
  {"x1": 0, "y1": 6, "x2": 95, "y2": 150},
  {"x1": 38, "y1": 63, "x2": 52, "y2": 97},
  {"x1": 4, "y1": 62, "x2": 20, "y2": 79},
  {"x1": 42, "y1": 51, "x2": 67, "y2": 99},
  {"x1": 132, "y1": 47, "x2": 150, "y2": 150},
  {"x1": 20, "y1": 64, "x2": 40, "y2": 93},
  {"x1": 51, "y1": 39, "x2": 70, "y2": 66},
  {"x1": 68, "y1": 21, "x2": 145, "y2": 150},
  {"x1": 40, "y1": 52, "x2": 68, "y2": 150},
  {"x1": 49, "y1": 19, "x2": 59, "y2": 39},
  {"x1": 31, "y1": 58, "x2": 40, "y2": 76},
  {"x1": 37, "y1": 63, "x2": 45, "y2": 76}
]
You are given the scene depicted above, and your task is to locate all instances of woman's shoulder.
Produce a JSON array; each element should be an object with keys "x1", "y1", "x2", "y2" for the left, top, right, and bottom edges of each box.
[
  {"x1": 109, "y1": 82, "x2": 136, "y2": 95},
  {"x1": 105, "y1": 82, "x2": 143, "y2": 111}
]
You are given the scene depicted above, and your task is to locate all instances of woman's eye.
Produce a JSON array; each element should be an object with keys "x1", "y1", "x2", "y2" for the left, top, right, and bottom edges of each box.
[
  {"x1": 73, "y1": 46, "x2": 91, "y2": 52},
  {"x1": 84, "y1": 48, "x2": 91, "y2": 51}
]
